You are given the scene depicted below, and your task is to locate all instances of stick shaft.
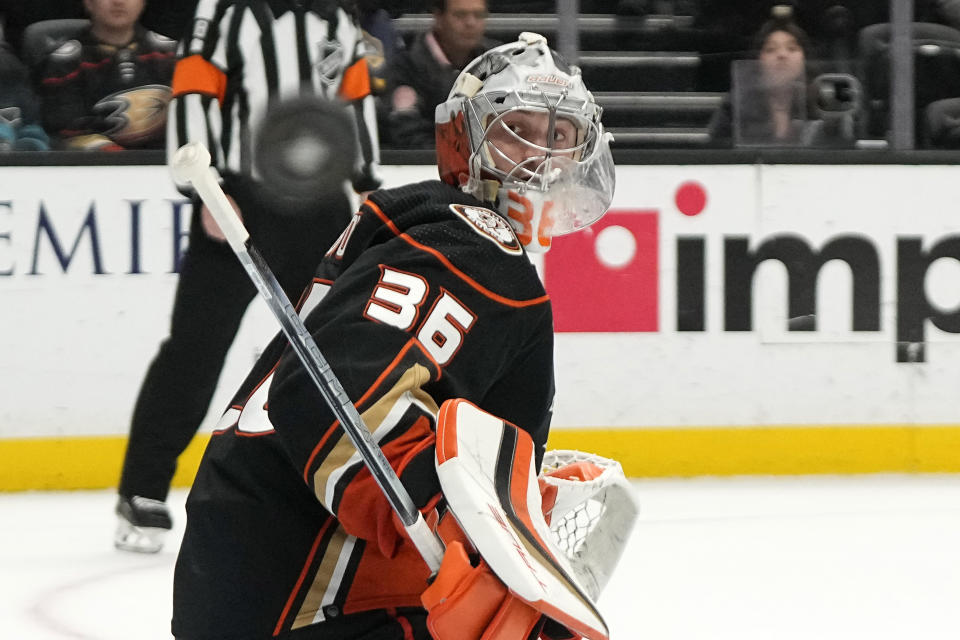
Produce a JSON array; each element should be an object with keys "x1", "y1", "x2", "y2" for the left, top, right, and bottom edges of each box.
[{"x1": 174, "y1": 144, "x2": 445, "y2": 572}]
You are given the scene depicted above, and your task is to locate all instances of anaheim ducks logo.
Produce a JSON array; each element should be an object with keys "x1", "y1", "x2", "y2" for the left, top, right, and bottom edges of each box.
[
  {"x1": 449, "y1": 204, "x2": 523, "y2": 255},
  {"x1": 94, "y1": 84, "x2": 172, "y2": 147}
]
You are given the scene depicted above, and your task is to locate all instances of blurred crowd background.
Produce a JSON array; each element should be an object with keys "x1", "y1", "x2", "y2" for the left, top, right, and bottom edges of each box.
[{"x1": 1, "y1": 0, "x2": 958, "y2": 156}]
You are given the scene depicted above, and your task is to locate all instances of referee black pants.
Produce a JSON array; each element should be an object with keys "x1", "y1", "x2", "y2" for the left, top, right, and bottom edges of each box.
[{"x1": 118, "y1": 176, "x2": 352, "y2": 502}]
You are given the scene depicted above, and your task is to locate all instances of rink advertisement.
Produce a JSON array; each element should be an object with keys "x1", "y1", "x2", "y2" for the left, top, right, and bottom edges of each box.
[
  {"x1": 2, "y1": 163, "x2": 959, "y2": 488},
  {"x1": 542, "y1": 164, "x2": 960, "y2": 475}
]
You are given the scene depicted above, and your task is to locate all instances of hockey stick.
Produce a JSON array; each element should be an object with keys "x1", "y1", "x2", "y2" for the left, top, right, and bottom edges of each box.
[{"x1": 171, "y1": 142, "x2": 445, "y2": 573}]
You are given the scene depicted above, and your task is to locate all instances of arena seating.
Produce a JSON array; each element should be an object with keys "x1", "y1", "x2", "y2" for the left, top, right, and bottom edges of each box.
[
  {"x1": 858, "y1": 22, "x2": 960, "y2": 142},
  {"x1": 392, "y1": 3, "x2": 725, "y2": 148}
]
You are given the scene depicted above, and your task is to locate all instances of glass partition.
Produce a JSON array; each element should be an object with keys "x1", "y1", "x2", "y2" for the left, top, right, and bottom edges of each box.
[{"x1": 730, "y1": 60, "x2": 864, "y2": 149}]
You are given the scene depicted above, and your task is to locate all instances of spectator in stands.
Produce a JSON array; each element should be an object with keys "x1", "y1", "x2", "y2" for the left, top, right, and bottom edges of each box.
[
  {"x1": 711, "y1": 15, "x2": 858, "y2": 148},
  {"x1": 35, "y1": 0, "x2": 176, "y2": 151},
  {"x1": 740, "y1": 16, "x2": 814, "y2": 144},
  {"x1": 0, "y1": 25, "x2": 50, "y2": 151},
  {"x1": 709, "y1": 15, "x2": 816, "y2": 146},
  {"x1": 386, "y1": 0, "x2": 497, "y2": 148}
]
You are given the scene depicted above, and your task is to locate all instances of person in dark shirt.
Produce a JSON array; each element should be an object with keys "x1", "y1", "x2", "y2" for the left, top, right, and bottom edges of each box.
[
  {"x1": 710, "y1": 16, "x2": 817, "y2": 147},
  {"x1": 741, "y1": 17, "x2": 813, "y2": 145},
  {"x1": 35, "y1": 0, "x2": 175, "y2": 150},
  {"x1": 386, "y1": 0, "x2": 497, "y2": 148}
]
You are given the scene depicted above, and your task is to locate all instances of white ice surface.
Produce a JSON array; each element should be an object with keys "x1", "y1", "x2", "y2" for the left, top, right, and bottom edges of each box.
[{"x1": 1, "y1": 475, "x2": 959, "y2": 639}]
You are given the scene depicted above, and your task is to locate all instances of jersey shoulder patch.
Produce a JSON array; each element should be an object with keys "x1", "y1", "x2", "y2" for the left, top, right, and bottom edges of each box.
[{"x1": 448, "y1": 204, "x2": 523, "y2": 255}]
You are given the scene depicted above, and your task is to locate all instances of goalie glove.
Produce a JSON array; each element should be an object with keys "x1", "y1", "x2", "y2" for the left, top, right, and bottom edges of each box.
[
  {"x1": 427, "y1": 399, "x2": 610, "y2": 640},
  {"x1": 539, "y1": 450, "x2": 639, "y2": 601}
]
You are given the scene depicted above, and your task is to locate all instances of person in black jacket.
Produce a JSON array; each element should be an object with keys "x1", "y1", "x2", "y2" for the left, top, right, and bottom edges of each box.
[
  {"x1": 33, "y1": 0, "x2": 176, "y2": 150},
  {"x1": 115, "y1": 0, "x2": 383, "y2": 553},
  {"x1": 386, "y1": 0, "x2": 496, "y2": 148}
]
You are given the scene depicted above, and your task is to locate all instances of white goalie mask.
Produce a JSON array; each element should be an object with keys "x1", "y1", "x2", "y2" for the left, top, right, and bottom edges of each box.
[{"x1": 436, "y1": 32, "x2": 615, "y2": 252}]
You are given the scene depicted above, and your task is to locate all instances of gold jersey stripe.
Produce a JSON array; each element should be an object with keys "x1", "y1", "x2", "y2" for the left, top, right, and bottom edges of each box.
[{"x1": 311, "y1": 364, "x2": 437, "y2": 508}]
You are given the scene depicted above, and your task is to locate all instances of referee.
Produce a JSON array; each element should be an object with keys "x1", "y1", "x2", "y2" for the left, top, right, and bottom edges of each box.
[{"x1": 115, "y1": 0, "x2": 383, "y2": 553}]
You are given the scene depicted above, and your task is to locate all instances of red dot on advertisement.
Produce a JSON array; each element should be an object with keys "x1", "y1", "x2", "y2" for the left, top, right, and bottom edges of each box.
[{"x1": 675, "y1": 181, "x2": 707, "y2": 217}]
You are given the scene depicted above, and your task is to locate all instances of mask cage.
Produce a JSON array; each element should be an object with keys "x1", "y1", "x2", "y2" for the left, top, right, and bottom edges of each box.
[{"x1": 463, "y1": 89, "x2": 603, "y2": 192}]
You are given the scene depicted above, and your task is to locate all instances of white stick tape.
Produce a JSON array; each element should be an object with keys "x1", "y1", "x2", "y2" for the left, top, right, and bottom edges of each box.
[{"x1": 170, "y1": 142, "x2": 250, "y2": 250}]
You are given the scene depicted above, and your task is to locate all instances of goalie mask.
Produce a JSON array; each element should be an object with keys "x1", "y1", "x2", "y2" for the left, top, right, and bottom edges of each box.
[{"x1": 436, "y1": 32, "x2": 615, "y2": 253}]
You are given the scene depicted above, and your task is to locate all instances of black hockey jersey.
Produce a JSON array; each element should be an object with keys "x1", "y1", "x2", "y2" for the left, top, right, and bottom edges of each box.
[
  {"x1": 37, "y1": 25, "x2": 176, "y2": 149},
  {"x1": 172, "y1": 180, "x2": 555, "y2": 639}
]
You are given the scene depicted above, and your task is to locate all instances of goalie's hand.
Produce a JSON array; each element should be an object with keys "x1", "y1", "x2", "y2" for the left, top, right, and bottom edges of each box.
[{"x1": 421, "y1": 539, "x2": 545, "y2": 640}]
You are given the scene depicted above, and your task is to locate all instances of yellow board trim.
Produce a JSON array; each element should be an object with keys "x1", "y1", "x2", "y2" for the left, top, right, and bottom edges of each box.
[
  {"x1": 0, "y1": 435, "x2": 211, "y2": 492},
  {"x1": 547, "y1": 425, "x2": 960, "y2": 476},
  {"x1": 2, "y1": 425, "x2": 960, "y2": 491}
]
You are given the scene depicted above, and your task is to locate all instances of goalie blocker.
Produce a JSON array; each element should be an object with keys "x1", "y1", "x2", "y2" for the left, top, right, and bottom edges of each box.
[{"x1": 422, "y1": 399, "x2": 638, "y2": 640}]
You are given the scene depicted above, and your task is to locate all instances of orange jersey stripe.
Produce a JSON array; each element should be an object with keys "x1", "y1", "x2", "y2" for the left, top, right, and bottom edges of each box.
[
  {"x1": 365, "y1": 201, "x2": 550, "y2": 309},
  {"x1": 337, "y1": 58, "x2": 371, "y2": 101},
  {"x1": 171, "y1": 54, "x2": 227, "y2": 103}
]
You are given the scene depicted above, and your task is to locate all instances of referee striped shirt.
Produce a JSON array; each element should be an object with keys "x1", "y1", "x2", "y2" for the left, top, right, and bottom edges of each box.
[{"x1": 168, "y1": 0, "x2": 381, "y2": 193}]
